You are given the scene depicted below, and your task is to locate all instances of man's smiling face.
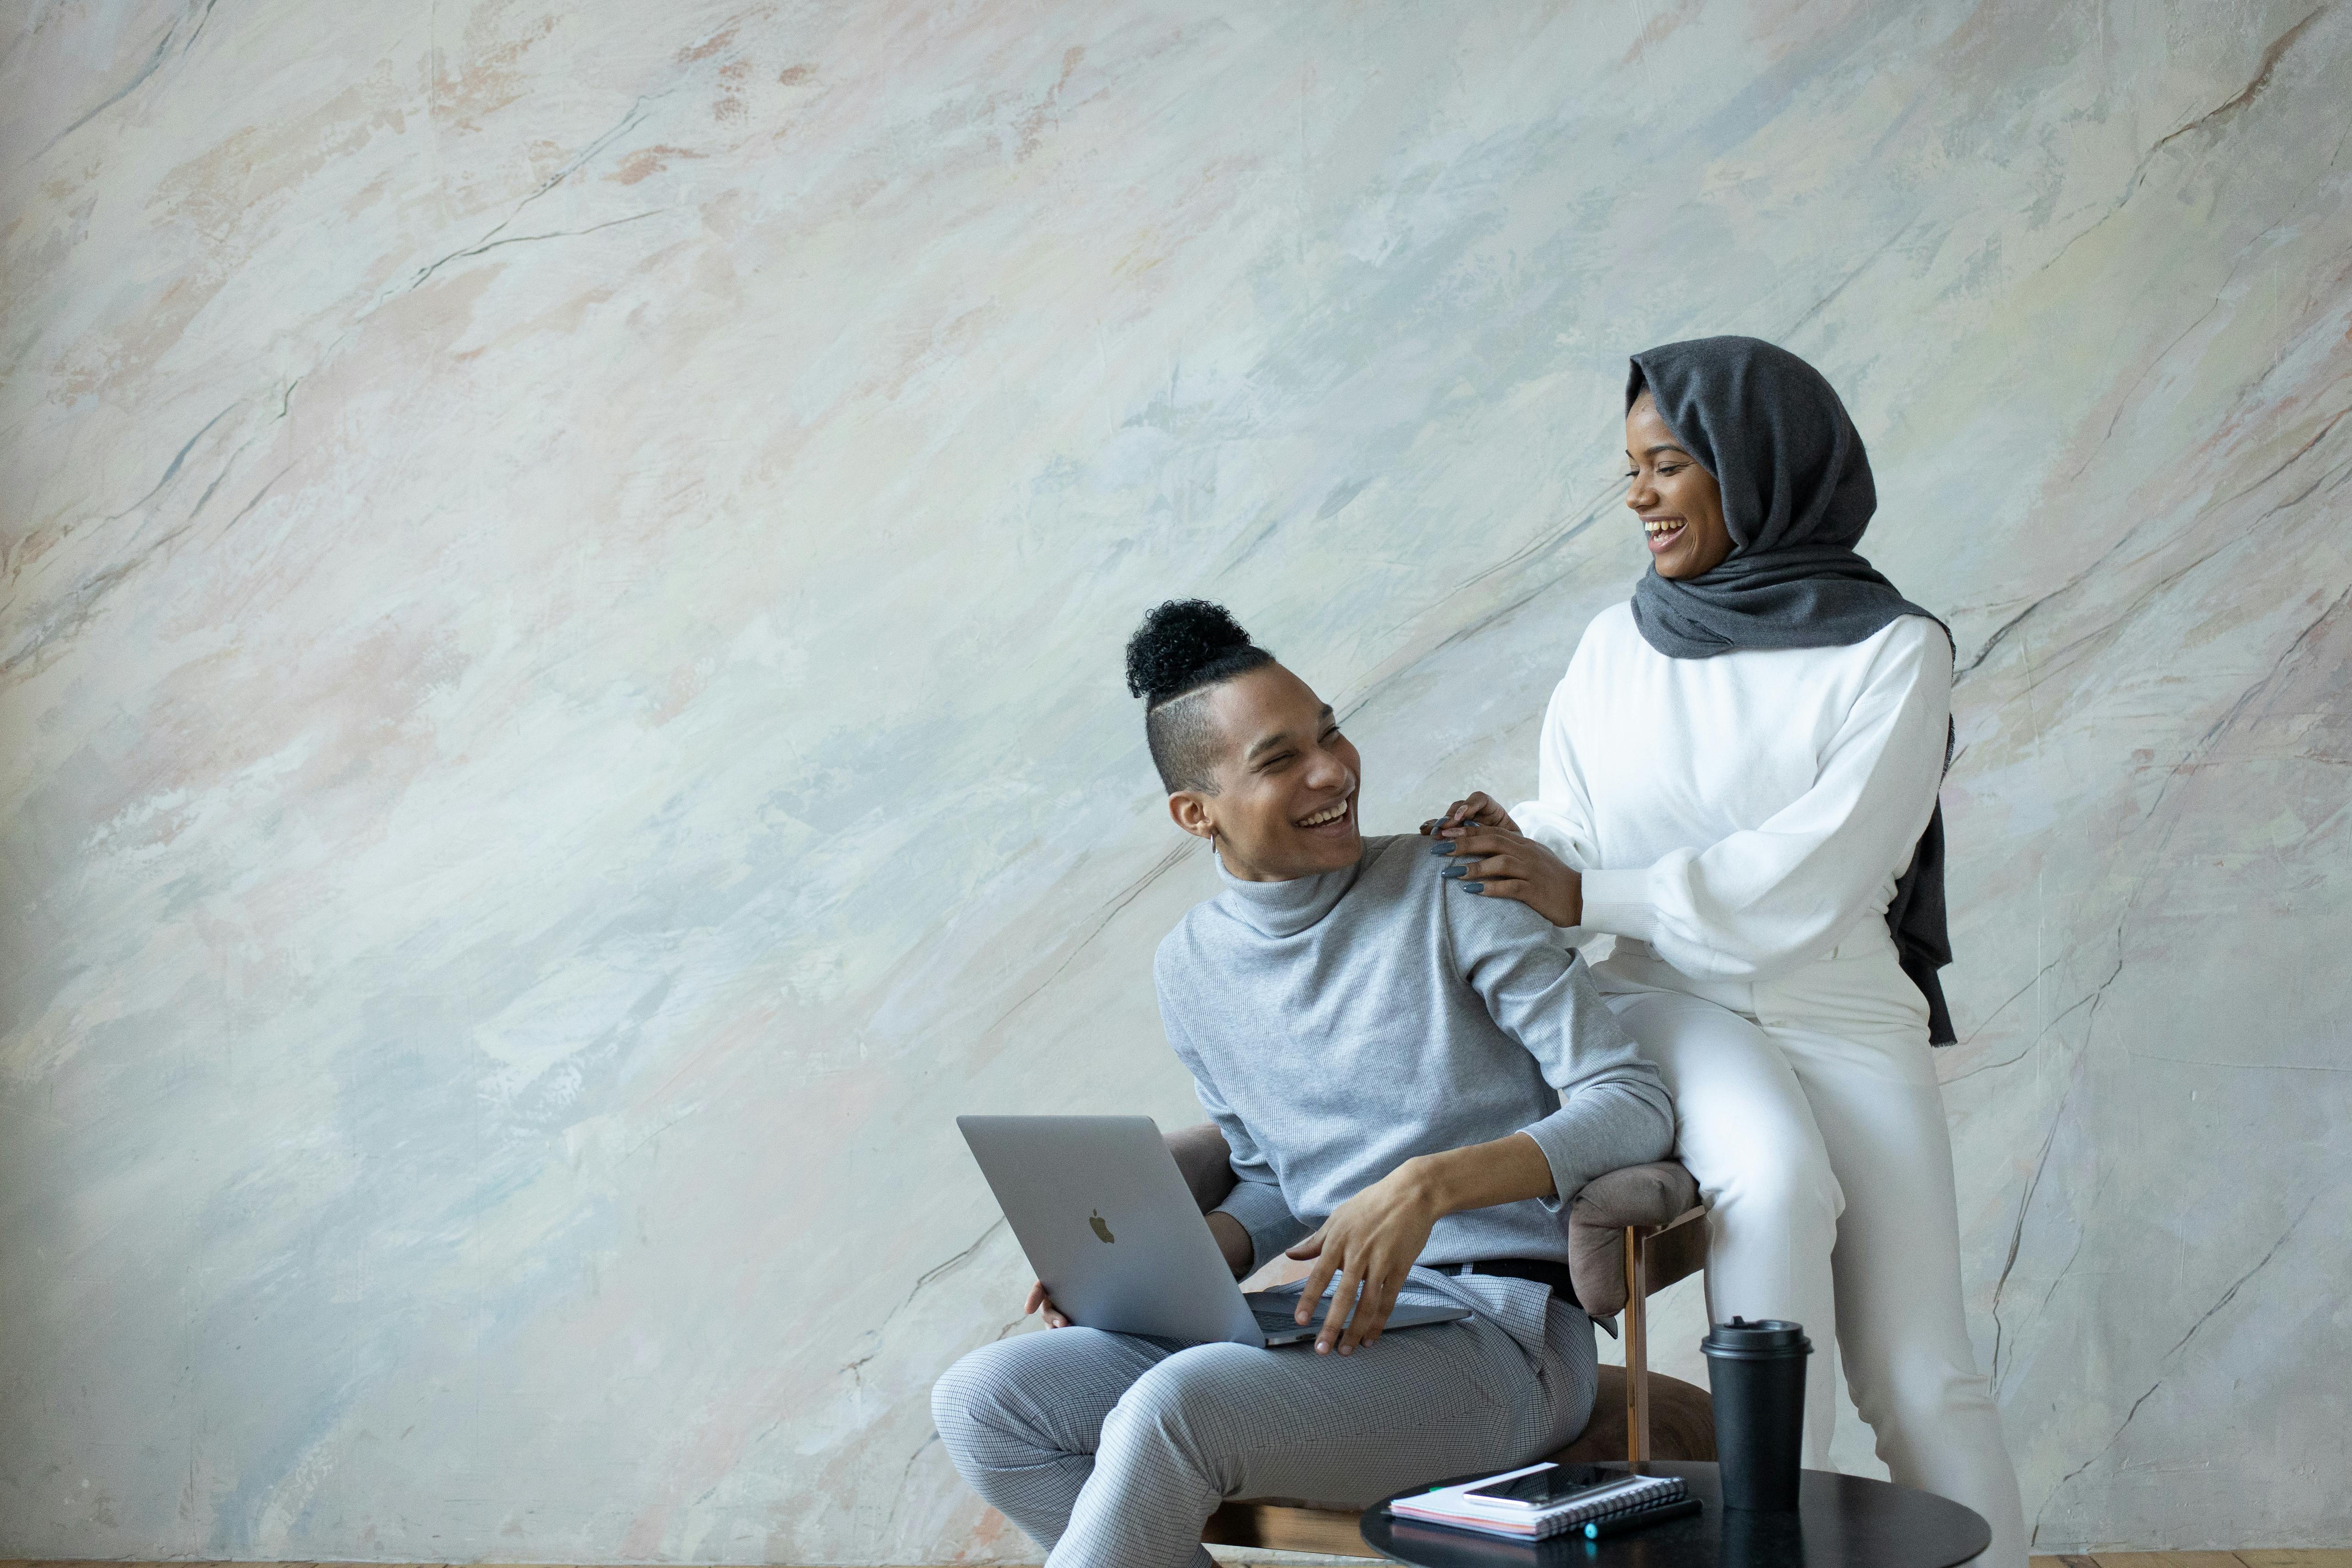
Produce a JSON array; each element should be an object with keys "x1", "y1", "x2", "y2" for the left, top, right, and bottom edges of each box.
[{"x1": 1166, "y1": 662, "x2": 1363, "y2": 882}]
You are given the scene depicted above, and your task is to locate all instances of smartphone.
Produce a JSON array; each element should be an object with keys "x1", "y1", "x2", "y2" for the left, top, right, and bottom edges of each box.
[{"x1": 1460, "y1": 1464, "x2": 1653, "y2": 1510}]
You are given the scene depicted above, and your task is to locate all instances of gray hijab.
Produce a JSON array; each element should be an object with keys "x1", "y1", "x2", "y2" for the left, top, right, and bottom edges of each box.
[{"x1": 1626, "y1": 335, "x2": 1957, "y2": 1042}]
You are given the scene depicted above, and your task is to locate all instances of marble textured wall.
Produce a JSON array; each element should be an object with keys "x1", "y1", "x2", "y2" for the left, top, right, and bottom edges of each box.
[{"x1": 3, "y1": 0, "x2": 2347, "y2": 1559}]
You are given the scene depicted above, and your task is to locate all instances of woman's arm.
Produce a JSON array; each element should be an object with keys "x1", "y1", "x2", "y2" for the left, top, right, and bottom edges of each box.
[
  {"x1": 1422, "y1": 664, "x2": 1595, "y2": 930},
  {"x1": 1430, "y1": 811, "x2": 1584, "y2": 927},
  {"x1": 1579, "y1": 619, "x2": 1952, "y2": 978},
  {"x1": 1513, "y1": 669, "x2": 1603, "y2": 874}
]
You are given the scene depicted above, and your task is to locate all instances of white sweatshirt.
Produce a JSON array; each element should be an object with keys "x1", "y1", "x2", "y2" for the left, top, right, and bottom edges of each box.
[{"x1": 1512, "y1": 603, "x2": 1951, "y2": 984}]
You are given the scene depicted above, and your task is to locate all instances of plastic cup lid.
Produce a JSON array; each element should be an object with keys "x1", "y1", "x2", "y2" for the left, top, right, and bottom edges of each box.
[{"x1": 1700, "y1": 1315, "x2": 1812, "y2": 1353}]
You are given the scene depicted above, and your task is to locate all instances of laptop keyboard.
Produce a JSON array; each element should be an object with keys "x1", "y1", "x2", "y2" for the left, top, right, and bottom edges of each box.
[{"x1": 1251, "y1": 1304, "x2": 1325, "y2": 1332}]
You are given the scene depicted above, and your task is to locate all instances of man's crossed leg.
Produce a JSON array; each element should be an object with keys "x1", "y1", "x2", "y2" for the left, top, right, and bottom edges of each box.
[{"x1": 933, "y1": 1279, "x2": 1596, "y2": 1568}]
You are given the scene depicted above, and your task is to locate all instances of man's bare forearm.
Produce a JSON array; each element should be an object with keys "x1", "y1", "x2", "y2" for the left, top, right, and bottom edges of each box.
[
  {"x1": 1394, "y1": 1130, "x2": 1557, "y2": 1219},
  {"x1": 1281, "y1": 1131, "x2": 1563, "y2": 1354}
]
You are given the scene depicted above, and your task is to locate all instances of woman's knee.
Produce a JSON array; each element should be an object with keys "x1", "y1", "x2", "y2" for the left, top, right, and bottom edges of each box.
[
  {"x1": 1613, "y1": 998, "x2": 1837, "y2": 1211},
  {"x1": 1705, "y1": 1139, "x2": 1844, "y2": 1234},
  {"x1": 1844, "y1": 1345, "x2": 1990, "y2": 1436}
]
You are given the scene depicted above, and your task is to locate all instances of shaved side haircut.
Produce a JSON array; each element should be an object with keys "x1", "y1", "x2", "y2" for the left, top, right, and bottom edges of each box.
[{"x1": 1123, "y1": 600, "x2": 1274, "y2": 793}]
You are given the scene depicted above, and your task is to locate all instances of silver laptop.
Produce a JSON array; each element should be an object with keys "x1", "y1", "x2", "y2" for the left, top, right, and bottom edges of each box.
[{"x1": 957, "y1": 1114, "x2": 1472, "y2": 1347}]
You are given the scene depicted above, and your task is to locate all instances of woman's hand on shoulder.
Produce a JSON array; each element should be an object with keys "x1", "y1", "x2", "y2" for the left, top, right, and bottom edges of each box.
[
  {"x1": 1419, "y1": 789, "x2": 1520, "y2": 837},
  {"x1": 1431, "y1": 823, "x2": 1584, "y2": 928}
]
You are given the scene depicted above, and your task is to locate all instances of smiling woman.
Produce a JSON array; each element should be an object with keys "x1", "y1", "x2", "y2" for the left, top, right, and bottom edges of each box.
[
  {"x1": 1428, "y1": 335, "x2": 2026, "y2": 1568},
  {"x1": 1626, "y1": 394, "x2": 1734, "y2": 579}
]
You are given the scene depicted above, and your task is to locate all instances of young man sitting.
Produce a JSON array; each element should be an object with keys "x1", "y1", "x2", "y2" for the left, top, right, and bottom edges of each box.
[{"x1": 932, "y1": 601, "x2": 1674, "y2": 1568}]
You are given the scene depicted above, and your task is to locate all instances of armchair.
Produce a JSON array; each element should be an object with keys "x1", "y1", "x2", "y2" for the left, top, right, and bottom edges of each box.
[{"x1": 1160, "y1": 1123, "x2": 1715, "y2": 1560}]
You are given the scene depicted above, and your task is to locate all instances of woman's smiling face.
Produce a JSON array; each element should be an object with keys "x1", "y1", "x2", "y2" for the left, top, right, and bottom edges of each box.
[{"x1": 1625, "y1": 391, "x2": 1733, "y2": 579}]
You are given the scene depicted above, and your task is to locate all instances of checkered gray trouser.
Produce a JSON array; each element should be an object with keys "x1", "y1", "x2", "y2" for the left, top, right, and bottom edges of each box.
[{"x1": 932, "y1": 1272, "x2": 1597, "y2": 1568}]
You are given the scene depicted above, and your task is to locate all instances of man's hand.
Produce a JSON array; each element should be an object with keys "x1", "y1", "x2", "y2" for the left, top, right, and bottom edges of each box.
[
  {"x1": 1022, "y1": 1281, "x2": 1072, "y2": 1329},
  {"x1": 1286, "y1": 1134, "x2": 1560, "y2": 1355},
  {"x1": 1284, "y1": 1161, "x2": 1443, "y2": 1355}
]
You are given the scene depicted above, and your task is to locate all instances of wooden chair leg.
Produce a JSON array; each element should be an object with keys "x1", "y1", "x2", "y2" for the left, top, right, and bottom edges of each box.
[{"x1": 1624, "y1": 1224, "x2": 1651, "y2": 1465}]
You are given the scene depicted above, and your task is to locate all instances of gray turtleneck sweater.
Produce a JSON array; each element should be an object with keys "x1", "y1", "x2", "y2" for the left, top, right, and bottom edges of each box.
[{"x1": 1155, "y1": 834, "x2": 1675, "y2": 1274}]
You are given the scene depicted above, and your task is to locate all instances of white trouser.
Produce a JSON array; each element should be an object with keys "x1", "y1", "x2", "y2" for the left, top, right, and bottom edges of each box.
[
  {"x1": 1592, "y1": 928, "x2": 2026, "y2": 1568},
  {"x1": 932, "y1": 1275, "x2": 1595, "y2": 1568}
]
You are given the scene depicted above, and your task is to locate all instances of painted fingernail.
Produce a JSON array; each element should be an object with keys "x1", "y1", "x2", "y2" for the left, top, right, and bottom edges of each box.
[
  {"x1": 1428, "y1": 840, "x2": 1455, "y2": 855},
  {"x1": 1441, "y1": 864, "x2": 1467, "y2": 879},
  {"x1": 1458, "y1": 881, "x2": 1485, "y2": 892}
]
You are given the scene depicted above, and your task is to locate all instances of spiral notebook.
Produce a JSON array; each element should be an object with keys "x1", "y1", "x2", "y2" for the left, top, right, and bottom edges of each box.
[{"x1": 1387, "y1": 1462, "x2": 1687, "y2": 1540}]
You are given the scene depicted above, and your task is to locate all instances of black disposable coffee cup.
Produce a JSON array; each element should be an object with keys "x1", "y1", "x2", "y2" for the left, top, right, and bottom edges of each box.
[{"x1": 1700, "y1": 1316, "x2": 1811, "y2": 1512}]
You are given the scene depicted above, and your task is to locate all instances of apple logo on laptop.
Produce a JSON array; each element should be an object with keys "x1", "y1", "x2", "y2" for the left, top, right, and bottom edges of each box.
[{"x1": 1089, "y1": 1210, "x2": 1115, "y2": 1243}]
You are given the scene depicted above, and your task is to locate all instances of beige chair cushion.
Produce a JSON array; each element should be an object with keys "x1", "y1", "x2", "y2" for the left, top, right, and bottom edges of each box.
[
  {"x1": 1566, "y1": 1160, "x2": 1701, "y2": 1316},
  {"x1": 1568, "y1": 1159, "x2": 1701, "y2": 1229}
]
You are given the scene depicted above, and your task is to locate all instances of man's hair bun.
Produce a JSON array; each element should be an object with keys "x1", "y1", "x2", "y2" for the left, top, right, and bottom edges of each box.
[
  {"x1": 1124, "y1": 600, "x2": 1277, "y2": 792},
  {"x1": 1123, "y1": 600, "x2": 1270, "y2": 706}
]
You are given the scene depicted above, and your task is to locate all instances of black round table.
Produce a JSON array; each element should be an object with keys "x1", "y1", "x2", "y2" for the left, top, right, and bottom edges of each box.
[{"x1": 1361, "y1": 1461, "x2": 1989, "y2": 1568}]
